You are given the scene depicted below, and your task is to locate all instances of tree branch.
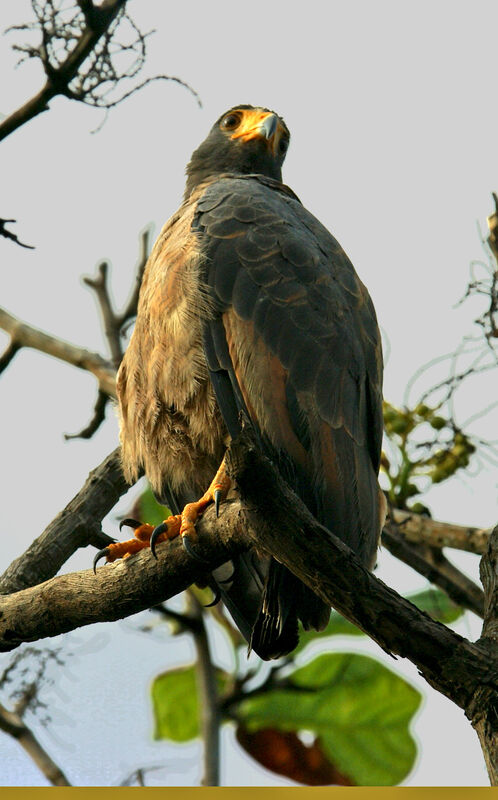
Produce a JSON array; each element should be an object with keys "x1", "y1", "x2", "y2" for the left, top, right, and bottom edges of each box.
[
  {"x1": 83, "y1": 261, "x2": 124, "y2": 368},
  {"x1": 0, "y1": 307, "x2": 116, "y2": 397},
  {"x1": 0, "y1": 218, "x2": 34, "y2": 250},
  {"x1": 382, "y1": 523, "x2": 485, "y2": 617},
  {"x1": 0, "y1": 448, "x2": 125, "y2": 595},
  {"x1": 0, "y1": 703, "x2": 70, "y2": 786},
  {"x1": 0, "y1": 0, "x2": 127, "y2": 142},
  {"x1": 0, "y1": 431, "x2": 497, "y2": 745},
  {"x1": 82, "y1": 227, "x2": 151, "y2": 369},
  {"x1": 222, "y1": 433, "x2": 498, "y2": 719},
  {"x1": 391, "y1": 509, "x2": 490, "y2": 555},
  {"x1": 0, "y1": 500, "x2": 247, "y2": 652},
  {"x1": 64, "y1": 389, "x2": 109, "y2": 440},
  {"x1": 187, "y1": 592, "x2": 221, "y2": 786},
  {"x1": 116, "y1": 227, "x2": 151, "y2": 328},
  {"x1": 470, "y1": 527, "x2": 498, "y2": 784}
]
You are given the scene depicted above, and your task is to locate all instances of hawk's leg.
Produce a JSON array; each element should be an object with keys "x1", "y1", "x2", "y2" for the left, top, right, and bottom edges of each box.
[{"x1": 151, "y1": 457, "x2": 231, "y2": 559}]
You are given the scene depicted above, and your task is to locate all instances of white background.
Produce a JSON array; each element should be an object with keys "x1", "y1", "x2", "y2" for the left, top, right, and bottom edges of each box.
[{"x1": 1, "y1": 0, "x2": 497, "y2": 786}]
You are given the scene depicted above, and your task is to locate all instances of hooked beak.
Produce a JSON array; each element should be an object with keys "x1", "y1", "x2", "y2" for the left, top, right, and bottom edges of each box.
[
  {"x1": 231, "y1": 110, "x2": 281, "y2": 152},
  {"x1": 258, "y1": 113, "x2": 278, "y2": 140}
]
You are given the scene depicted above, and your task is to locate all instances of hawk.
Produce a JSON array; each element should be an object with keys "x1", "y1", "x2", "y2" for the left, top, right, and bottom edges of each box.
[{"x1": 95, "y1": 105, "x2": 385, "y2": 659}]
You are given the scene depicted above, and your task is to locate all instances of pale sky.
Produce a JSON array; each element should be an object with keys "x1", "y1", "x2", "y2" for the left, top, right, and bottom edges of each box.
[{"x1": 1, "y1": 0, "x2": 497, "y2": 786}]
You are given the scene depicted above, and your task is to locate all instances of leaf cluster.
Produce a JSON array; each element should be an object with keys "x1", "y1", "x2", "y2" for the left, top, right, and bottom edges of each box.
[
  {"x1": 382, "y1": 401, "x2": 476, "y2": 511},
  {"x1": 149, "y1": 583, "x2": 461, "y2": 786}
]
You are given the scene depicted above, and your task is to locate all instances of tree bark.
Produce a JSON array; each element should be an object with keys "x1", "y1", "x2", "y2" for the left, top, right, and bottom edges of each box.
[
  {"x1": 472, "y1": 526, "x2": 498, "y2": 784},
  {"x1": 0, "y1": 704, "x2": 70, "y2": 786}
]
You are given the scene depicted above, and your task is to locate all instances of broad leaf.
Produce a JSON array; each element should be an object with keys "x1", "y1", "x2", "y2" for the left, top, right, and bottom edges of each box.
[
  {"x1": 236, "y1": 726, "x2": 355, "y2": 785},
  {"x1": 235, "y1": 652, "x2": 421, "y2": 786},
  {"x1": 135, "y1": 485, "x2": 171, "y2": 527},
  {"x1": 151, "y1": 665, "x2": 228, "y2": 742}
]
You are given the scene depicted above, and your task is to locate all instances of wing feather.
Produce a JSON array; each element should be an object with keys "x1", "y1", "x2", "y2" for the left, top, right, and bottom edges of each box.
[{"x1": 193, "y1": 174, "x2": 384, "y2": 654}]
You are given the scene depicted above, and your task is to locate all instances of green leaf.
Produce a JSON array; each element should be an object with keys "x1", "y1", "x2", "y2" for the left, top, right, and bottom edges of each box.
[
  {"x1": 295, "y1": 587, "x2": 462, "y2": 653},
  {"x1": 152, "y1": 666, "x2": 199, "y2": 742},
  {"x1": 151, "y1": 665, "x2": 228, "y2": 742},
  {"x1": 235, "y1": 652, "x2": 421, "y2": 786},
  {"x1": 137, "y1": 485, "x2": 171, "y2": 527},
  {"x1": 406, "y1": 588, "x2": 463, "y2": 624}
]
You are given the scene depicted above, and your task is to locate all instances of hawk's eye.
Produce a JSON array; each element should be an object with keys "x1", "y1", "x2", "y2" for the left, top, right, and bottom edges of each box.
[
  {"x1": 279, "y1": 137, "x2": 289, "y2": 155},
  {"x1": 221, "y1": 113, "x2": 240, "y2": 130}
]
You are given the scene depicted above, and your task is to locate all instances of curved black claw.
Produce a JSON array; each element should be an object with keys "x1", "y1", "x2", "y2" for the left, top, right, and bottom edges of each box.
[
  {"x1": 150, "y1": 522, "x2": 168, "y2": 560},
  {"x1": 182, "y1": 533, "x2": 208, "y2": 564},
  {"x1": 119, "y1": 517, "x2": 143, "y2": 532},
  {"x1": 93, "y1": 548, "x2": 110, "y2": 574},
  {"x1": 214, "y1": 488, "x2": 222, "y2": 518},
  {"x1": 204, "y1": 588, "x2": 221, "y2": 607}
]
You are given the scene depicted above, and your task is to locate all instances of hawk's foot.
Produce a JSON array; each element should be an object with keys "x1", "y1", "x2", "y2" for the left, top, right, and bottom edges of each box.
[
  {"x1": 92, "y1": 516, "x2": 181, "y2": 572},
  {"x1": 151, "y1": 459, "x2": 231, "y2": 561},
  {"x1": 93, "y1": 459, "x2": 231, "y2": 570}
]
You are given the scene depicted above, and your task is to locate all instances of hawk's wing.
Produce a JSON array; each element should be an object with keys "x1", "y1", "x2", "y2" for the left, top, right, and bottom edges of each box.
[{"x1": 192, "y1": 175, "x2": 384, "y2": 657}]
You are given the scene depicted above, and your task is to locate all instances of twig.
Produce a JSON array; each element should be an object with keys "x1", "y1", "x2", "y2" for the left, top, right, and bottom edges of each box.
[
  {"x1": 0, "y1": 703, "x2": 70, "y2": 786},
  {"x1": 0, "y1": 218, "x2": 34, "y2": 250},
  {"x1": 116, "y1": 227, "x2": 151, "y2": 328},
  {"x1": 82, "y1": 227, "x2": 152, "y2": 368},
  {"x1": 64, "y1": 389, "x2": 109, "y2": 440},
  {"x1": 151, "y1": 602, "x2": 199, "y2": 634},
  {"x1": 1, "y1": 1, "x2": 200, "y2": 142},
  {"x1": 0, "y1": 0, "x2": 127, "y2": 142},
  {"x1": 83, "y1": 261, "x2": 123, "y2": 367},
  {"x1": 0, "y1": 306, "x2": 116, "y2": 396}
]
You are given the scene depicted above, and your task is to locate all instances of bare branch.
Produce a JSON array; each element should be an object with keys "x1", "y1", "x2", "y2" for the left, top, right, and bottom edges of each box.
[
  {"x1": 471, "y1": 527, "x2": 498, "y2": 784},
  {"x1": 0, "y1": 218, "x2": 34, "y2": 250},
  {"x1": 0, "y1": 339, "x2": 21, "y2": 372},
  {"x1": 382, "y1": 523, "x2": 484, "y2": 618},
  {"x1": 0, "y1": 0, "x2": 200, "y2": 142},
  {"x1": 0, "y1": 0, "x2": 127, "y2": 142},
  {"x1": 120, "y1": 766, "x2": 160, "y2": 787},
  {"x1": 391, "y1": 508, "x2": 490, "y2": 555},
  {"x1": 83, "y1": 261, "x2": 123, "y2": 367},
  {"x1": 64, "y1": 389, "x2": 109, "y2": 440},
  {"x1": 117, "y1": 227, "x2": 151, "y2": 328},
  {"x1": 0, "y1": 703, "x2": 70, "y2": 785},
  {"x1": 0, "y1": 502, "x2": 244, "y2": 651},
  {"x1": 82, "y1": 227, "x2": 152, "y2": 368},
  {"x1": 0, "y1": 448, "x2": 125, "y2": 595},
  {"x1": 0, "y1": 306, "x2": 116, "y2": 396}
]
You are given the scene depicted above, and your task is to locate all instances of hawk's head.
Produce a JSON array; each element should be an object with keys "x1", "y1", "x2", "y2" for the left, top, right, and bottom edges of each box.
[{"x1": 185, "y1": 105, "x2": 290, "y2": 198}]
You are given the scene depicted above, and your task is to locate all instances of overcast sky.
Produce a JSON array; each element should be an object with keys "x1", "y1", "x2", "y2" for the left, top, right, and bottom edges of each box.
[{"x1": 1, "y1": 0, "x2": 498, "y2": 786}]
